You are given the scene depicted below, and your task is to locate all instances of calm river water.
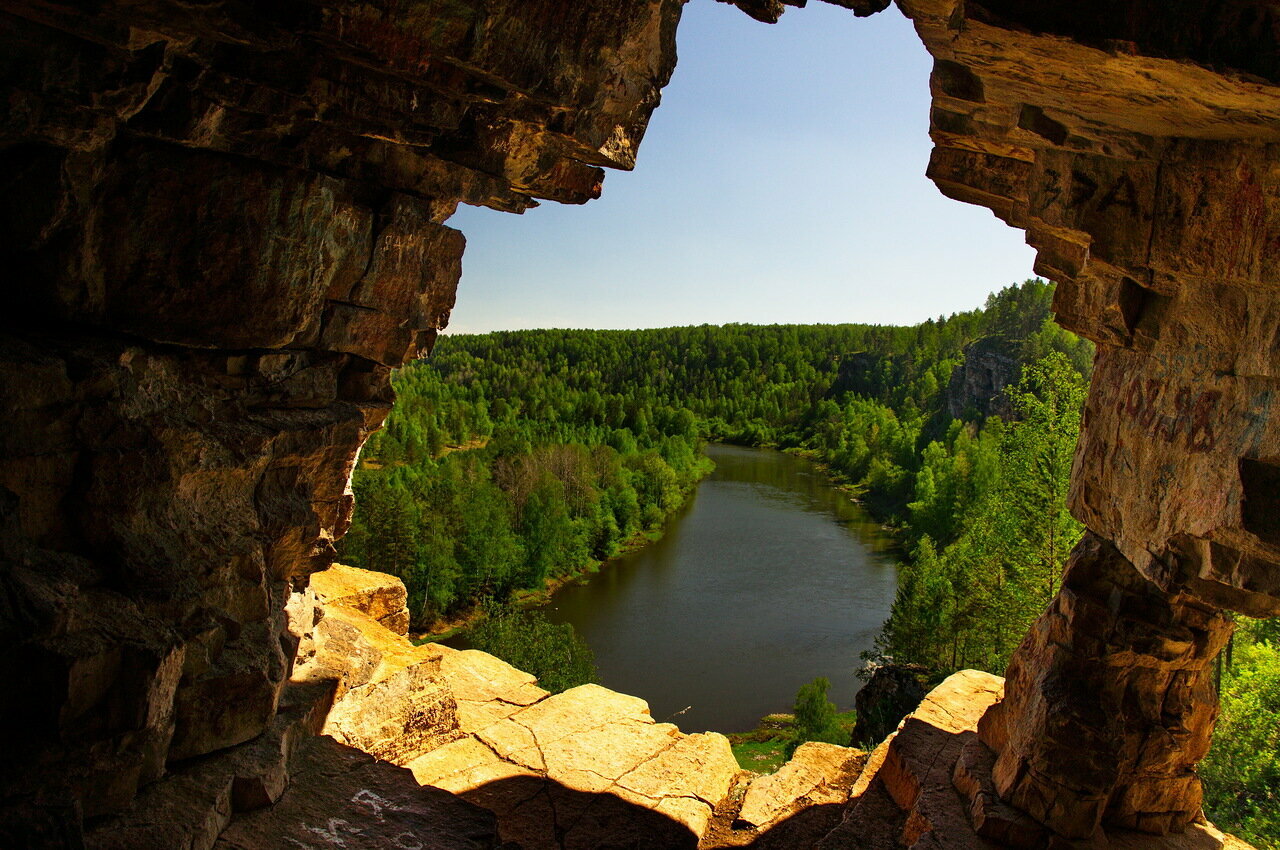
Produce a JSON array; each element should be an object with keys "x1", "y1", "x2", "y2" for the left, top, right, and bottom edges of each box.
[{"x1": 539, "y1": 443, "x2": 899, "y2": 733}]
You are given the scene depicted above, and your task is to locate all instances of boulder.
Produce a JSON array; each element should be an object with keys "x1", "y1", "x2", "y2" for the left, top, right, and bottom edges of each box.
[
  {"x1": 737, "y1": 741, "x2": 865, "y2": 832},
  {"x1": 309, "y1": 564, "x2": 412, "y2": 636},
  {"x1": 408, "y1": 681, "x2": 743, "y2": 848}
]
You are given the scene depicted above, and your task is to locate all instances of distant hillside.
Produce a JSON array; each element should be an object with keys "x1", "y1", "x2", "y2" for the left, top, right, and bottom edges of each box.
[{"x1": 342, "y1": 278, "x2": 1092, "y2": 631}]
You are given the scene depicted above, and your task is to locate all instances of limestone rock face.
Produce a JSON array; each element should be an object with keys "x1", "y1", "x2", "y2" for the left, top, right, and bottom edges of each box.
[
  {"x1": 886, "y1": 0, "x2": 1280, "y2": 836},
  {"x1": 289, "y1": 566, "x2": 744, "y2": 850},
  {"x1": 978, "y1": 534, "x2": 1232, "y2": 839},
  {"x1": 818, "y1": 670, "x2": 1008, "y2": 850},
  {"x1": 305, "y1": 613, "x2": 461, "y2": 766},
  {"x1": 944, "y1": 339, "x2": 1019, "y2": 421},
  {"x1": 818, "y1": 671, "x2": 1252, "y2": 850},
  {"x1": 85, "y1": 680, "x2": 337, "y2": 850},
  {"x1": 309, "y1": 563, "x2": 412, "y2": 636},
  {"x1": 408, "y1": 681, "x2": 744, "y2": 849},
  {"x1": 897, "y1": 0, "x2": 1280, "y2": 611},
  {"x1": 214, "y1": 736, "x2": 503, "y2": 850}
]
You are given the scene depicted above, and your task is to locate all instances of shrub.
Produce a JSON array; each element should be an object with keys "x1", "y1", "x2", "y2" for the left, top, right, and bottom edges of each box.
[{"x1": 787, "y1": 676, "x2": 847, "y2": 756}]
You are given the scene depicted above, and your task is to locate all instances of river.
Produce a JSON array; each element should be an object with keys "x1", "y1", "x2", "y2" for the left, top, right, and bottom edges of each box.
[{"x1": 538, "y1": 443, "x2": 899, "y2": 734}]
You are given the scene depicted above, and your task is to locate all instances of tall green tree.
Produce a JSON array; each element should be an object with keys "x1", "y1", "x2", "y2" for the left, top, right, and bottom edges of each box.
[
  {"x1": 877, "y1": 351, "x2": 1087, "y2": 674},
  {"x1": 788, "y1": 677, "x2": 846, "y2": 756},
  {"x1": 1202, "y1": 620, "x2": 1280, "y2": 847}
]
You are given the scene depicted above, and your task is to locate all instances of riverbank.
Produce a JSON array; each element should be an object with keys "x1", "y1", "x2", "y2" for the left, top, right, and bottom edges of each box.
[
  {"x1": 709, "y1": 439, "x2": 875, "y2": 504},
  {"x1": 414, "y1": 527, "x2": 674, "y2": 642},
  {"x1": 527, "y1": 443, "x2": 900, "y2": 732},
  {"x1": 728, "y1": 709, "x2": 859, "y2": 774},
  {"x1": 412, "y1": 451, "x2": 715, "y2": 644},
  {"x1": 712, "y1": 439, "x2": 905, "y2": 543}
]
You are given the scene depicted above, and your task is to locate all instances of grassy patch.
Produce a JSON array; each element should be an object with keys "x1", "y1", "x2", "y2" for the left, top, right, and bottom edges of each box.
[
  {"x1": 728, "y1": 710, "x2": 859, "y2": 775},
  {"x1": 731, "y1": 740, "x2": 791, "y2": 775}
]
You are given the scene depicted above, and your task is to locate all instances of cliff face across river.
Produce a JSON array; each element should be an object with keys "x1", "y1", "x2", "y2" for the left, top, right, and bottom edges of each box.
[{"x1": 540, "y1": 443, "x2": 900, "y2": 733}]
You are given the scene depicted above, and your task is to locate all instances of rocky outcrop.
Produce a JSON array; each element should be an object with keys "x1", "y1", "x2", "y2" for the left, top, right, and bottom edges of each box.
[
  {"x1": 890, "y1": 0, "x2": 1280, "y2": 837},
  {"x1": 284, "y1": 567, "x2": 1255, "y2": 850},
  {"x1": 293, "y1": 575, "x2": 462, "y2": 766},
  {"x1": 834, "y1": 670, "x2": 1007, "y2": 850},
  {"x1": 214, "y1": 736, "x2": 504, "y2": 850},
  {"x1": 737, "y1": 742, "x2": 867, "y2": 833},
  {"x1": 819, "y1": 670, "x2": 1253, "y2": 850},
  {"x1": 898, "y1": 0, "x2": 1280, "y2": 609},
  {"x1": 410, "y1": 682, "x2": 742, "y2": 849},
  {"x1": 851, "y1": 662, "x2": 929, "y2": 748},
  {"x1": 85, "y1": 679, "x2": 339, "y2": 850},
  {"x1": 944, "y1": 339, "x2": 1019, "y2": 421},
  {"x1": 308, "y1": 563, "x2": 412, "y2": 636},
  {"x1": 977, "y1": 534, "x2": 1233, "y2": 839},
  {"x1": 698, "y1": 741, "x2": 868, "y2": 849},
  {"x1": 0, "y1": 0, "x2": 682, "y2": 842},
  {"x1": 289, "y1": 564, "x2": 746, "y2": 849}
]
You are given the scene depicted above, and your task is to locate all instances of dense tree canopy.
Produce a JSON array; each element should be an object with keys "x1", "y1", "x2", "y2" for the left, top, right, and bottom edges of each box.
[
  {"x1": 467, "y1": 606, "x2": 598, "y2": 694},
  {"x1": 878, "y1": 352, "x2": 1087, "y2": 674},
  {"x1": 342, "y1": 278, "x2": 1273, "y2": 841},
  {"x1": 341, "y1": 279, "x2": 1093, "y2": 633},
  {"x1": 1203, "y1": 619, "x2": 1280, "y2": 848}
]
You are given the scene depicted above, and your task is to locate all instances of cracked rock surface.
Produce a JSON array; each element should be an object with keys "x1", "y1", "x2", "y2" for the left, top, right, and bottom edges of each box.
[{"x1": 303, "y1": 566, "x2": 742, "y2": 849}]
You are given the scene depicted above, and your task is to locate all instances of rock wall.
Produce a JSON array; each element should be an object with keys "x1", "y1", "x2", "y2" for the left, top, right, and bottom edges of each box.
[
  {"x1": 1, "y1": 0, "x2": 1279, "y2": 846},
  {"x1": 943, "y1": 339, "x2": 1019, "y2": 421},
  {"x1": 820, "y1": 669, "x2": 1253, "y2": 850},
  {"x1": 978, "y1": 533, "x2": 1232, "y2": 838},
  {"x1": 0, "y1": 0, "x2": 681, "y2": 843},
  {"x1": 892, "y1": 0, "x2": 1280, "y2": 837}
]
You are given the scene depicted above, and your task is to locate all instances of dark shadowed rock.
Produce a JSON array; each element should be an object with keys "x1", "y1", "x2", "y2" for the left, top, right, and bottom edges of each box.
[
  {"x1": 944, "y1": 339, "x2": 1019, "y2": 421},
  {"x1": 214, "y1": 737, "x2": 502, "y2": 850},
  {"x1": 851, "y1": 663, "x2": 929, "y2": 748}
]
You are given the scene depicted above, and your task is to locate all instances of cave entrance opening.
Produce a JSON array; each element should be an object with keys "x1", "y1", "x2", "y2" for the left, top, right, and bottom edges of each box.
[{"x1": 343, "y1": 0, "x2": 1041, "y2": 696}]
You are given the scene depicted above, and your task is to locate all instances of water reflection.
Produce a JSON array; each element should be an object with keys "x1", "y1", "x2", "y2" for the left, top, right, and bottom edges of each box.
[{"x1": 540, "y1": 443, "x2": 899, "y2": 733}]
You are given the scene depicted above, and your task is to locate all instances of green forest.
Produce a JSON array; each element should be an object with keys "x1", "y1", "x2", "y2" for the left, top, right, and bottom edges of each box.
[
  {"x1": 340, "y1": 279, "x2": 1277, "y2": 845},
  {"x1": 343, "y1": 279, "x2": 1090, "y2": 645}
]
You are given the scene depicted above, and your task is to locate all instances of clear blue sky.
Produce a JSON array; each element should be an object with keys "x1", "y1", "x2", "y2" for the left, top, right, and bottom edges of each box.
[{"x1": 445, "y1": 0, "x2": 1036, "y2": 334}]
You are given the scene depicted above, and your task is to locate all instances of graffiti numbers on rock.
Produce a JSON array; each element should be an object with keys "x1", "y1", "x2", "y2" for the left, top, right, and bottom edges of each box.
[
  {"x1": 352, "y1": 789, "x2": 403, "y2": 821},
  {"x1": 1116, "y1": 377, "x2": 1221, "y2": 453}
]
